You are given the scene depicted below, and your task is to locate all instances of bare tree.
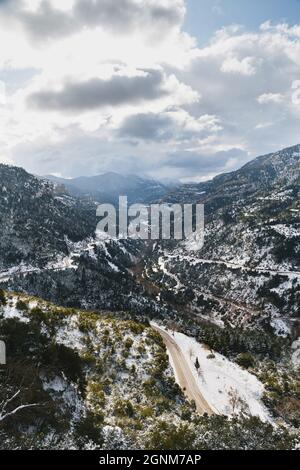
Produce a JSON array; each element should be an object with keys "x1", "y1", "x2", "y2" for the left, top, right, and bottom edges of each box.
[
  {"x1": 228, "y1": 388, "x2": 248, "y2": 415},
  {"x1": 0, "y1": 389, "x2": 40, "y2": 423},
  {"x1": 167, "y1": 320, "x2": 178, "y2": 336}
]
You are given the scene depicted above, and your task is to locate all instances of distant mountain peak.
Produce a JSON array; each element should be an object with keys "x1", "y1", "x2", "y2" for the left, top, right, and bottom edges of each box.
[{"x1": 44, "y1": 171, "x2": 170, "y2": 205}]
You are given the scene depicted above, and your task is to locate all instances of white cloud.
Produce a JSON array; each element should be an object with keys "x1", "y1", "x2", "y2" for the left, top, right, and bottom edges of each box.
[
  {"x1": 257, "y1": 93, "x2": 284, "y2": 104},
  {"x1": 0, "y1": 2, "x2": 300, "y2": 180},
  {"x1": 221, "y1": 56, "x2": 261, "y2": 76},
  {"x1": 255, "y1": 122, "x2": 274, "y2": 130}
]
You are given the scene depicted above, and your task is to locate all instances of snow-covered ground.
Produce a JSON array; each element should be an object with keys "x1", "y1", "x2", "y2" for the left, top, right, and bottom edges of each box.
[
  {"x1": 272, "y1": 224, "x2": 299, "y2": 238},
  {"x1": 157, "y1": 325, "x2": 271, "y2": 422},
  {"x1": 0, "y1": 297, "x2": 30, "y2": 323},
  {"x1": 0, "y1": 235, "x2": 127, "y2": 281},
  {"x1": 0, "y1": 263, "x2": 41, "y2": 282},
  {"x1": 270, "y1": 317, "x2": 292, "y2": 337}
]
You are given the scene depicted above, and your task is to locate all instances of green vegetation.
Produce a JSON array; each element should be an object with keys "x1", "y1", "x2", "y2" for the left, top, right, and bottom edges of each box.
[
  {"x1": 197, "y1": 322, "x2": 288, "y2": 361},
  {"x1": 145, "y1": 415, "x2": 297, "y2": 450},
  {"x1": 15, "y1": 300, "x2": 28, "y2": 311},
  {"x1": 236, "y1": 352, "x2": 256, "y2": 369},
  {"x1": 258, "y1": 362, "x2": 300, "y2": 427}
]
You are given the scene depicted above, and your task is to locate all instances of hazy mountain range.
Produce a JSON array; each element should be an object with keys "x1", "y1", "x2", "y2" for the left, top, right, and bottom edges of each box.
[{"x1": 44, "y1": 172, "x2": 176, "y2": 205}]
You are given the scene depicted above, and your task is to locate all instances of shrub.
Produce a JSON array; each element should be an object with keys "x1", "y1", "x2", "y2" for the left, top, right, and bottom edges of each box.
[
  {"x1": 30, "y1": 307, "x2": 46, "y2": 323},
  {"x1": 124, "y1": 337, "x2": 133, "y2": 350},
  {"x1": 236, "y1": 352, "x2": 256, "y2": 369},
  {"x1": 114, "y1": 399, "x2": 135, "y2": 418},
  {"x1": 16, "y1": 300, "x2": 29, "y2": 311},
  {"x1": 139, "y1": 406, "x2": 153, "y2": 418},
  {"x1": 207, "y1": 353, "x2": 216, "y2": 360},
  {"x1": 87, "y1": 382, "x2": 106, "y2": 414},
  {"x1": 128, "y1": 321, "x2": 145, "y2": 335},
  {"x1": 145, "y1": 421, "x2": 196, "y2": 450},
  {"x1": 75, "y1": 411, "x2": 104, "y2": 445}
]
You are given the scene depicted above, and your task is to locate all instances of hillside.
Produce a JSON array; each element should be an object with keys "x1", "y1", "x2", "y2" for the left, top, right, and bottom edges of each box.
[
  {"x1": 0, "y1": 165, "x2": 96, "y2": 270},
  {"x1": 147, "y1": 144, "x2": 299, "y2": 332},
  {"x1": 0, "y1": 291, "x2": 298, "y2": 450}
]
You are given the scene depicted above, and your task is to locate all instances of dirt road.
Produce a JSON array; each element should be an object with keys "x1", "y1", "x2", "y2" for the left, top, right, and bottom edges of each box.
[{"x1": 152, "y1": 324, "x2": 214, "y2": 416}]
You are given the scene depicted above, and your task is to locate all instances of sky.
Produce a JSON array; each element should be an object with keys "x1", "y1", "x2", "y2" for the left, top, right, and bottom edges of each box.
[
  {"x1": 185, "y1": 0, "x2": 300, "y2": 44},
  {"x1": 0, "y1": 1, "x2": 300, "y2": 182}
]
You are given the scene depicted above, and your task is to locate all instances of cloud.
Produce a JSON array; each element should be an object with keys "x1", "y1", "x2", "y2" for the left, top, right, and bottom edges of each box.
[
  {"x1": 118, "y1": 110, "x2": 221, "y2": 142},
  {"x1": 257, "y1": 93, "x2": 284, "y2": 104},
  {"x1": 176, "y1": 21, "x2": 300, "y2": 160},
  {"x1": 16, "y1": 1, "x2": 77, "y2": 41},
  {"x1": 28, "y1": 69, "x2": 170, "y2": 111},
  {"x1": 221, "y1": 56, "x2": 261, "y2": 76},
  {"x1": 166, "y1": 148, "x2": 249, "y2": 173},
  {"x1": 118, "y1": 112, "x2": 174, "y2": 141},
  {"x1": 1, "y1": 2, "x2": 300, "y2": 182},
  {"x1": 0, "y1": 80, "x2": 6, "y2": 105},
  {"x1": 74, "y1": 0, "x2": 184, "y2": 33},
  {"x1": 0, "y1": 0, "x2": 185, "y2": 41},
  {"x1": 11, "y1": 125, "x2": 248, "y2": 182}
]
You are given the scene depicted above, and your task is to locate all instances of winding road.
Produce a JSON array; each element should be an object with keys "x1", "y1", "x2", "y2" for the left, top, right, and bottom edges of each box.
[
  {"x1": 166, "y1": 253, "x2": 300, "y2": 279},
  {"x1": 152, "y1": 324, "x2": 214, "y2": 416}
]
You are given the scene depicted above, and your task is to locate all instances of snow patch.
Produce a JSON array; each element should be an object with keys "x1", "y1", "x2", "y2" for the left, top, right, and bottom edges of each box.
[{"x1": 156, "y1": 324, "x2": 271, "y2": 422}]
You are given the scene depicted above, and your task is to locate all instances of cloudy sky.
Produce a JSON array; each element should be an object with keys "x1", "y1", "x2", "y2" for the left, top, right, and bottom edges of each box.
[{"x1": 0, "y1": 0, "x2": 300, "y2": 182}]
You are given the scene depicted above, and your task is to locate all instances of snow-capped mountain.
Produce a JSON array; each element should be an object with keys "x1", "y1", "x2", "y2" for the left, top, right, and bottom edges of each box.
[
  {"x1": 0, "y1": 145, "x2": 299, "y2": 325},
  {"x1": 146, "y1": 144, "x2": 299, "y2": 332},
  {"x1": 45, "y1": 172, "x2": 170, "y2": 205}
]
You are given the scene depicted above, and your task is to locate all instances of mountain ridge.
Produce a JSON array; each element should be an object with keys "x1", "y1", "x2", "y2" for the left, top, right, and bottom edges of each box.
[
  {"x1": 165, "y1": 143, "x2": 300, "y2": 206},
  {"x1": 44, "y1": 171, "x2": 170, "y2": 205}
]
